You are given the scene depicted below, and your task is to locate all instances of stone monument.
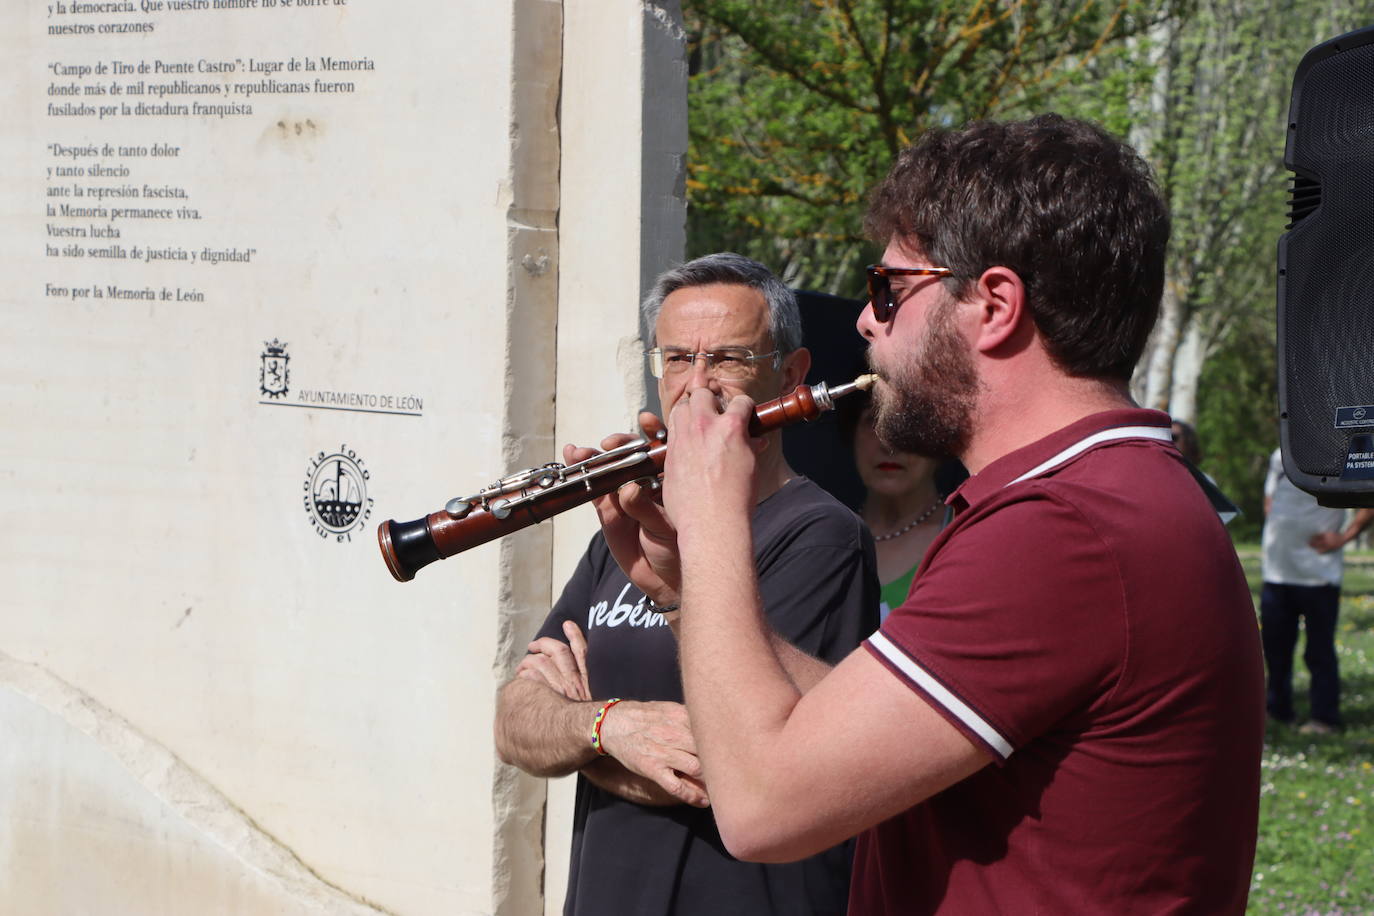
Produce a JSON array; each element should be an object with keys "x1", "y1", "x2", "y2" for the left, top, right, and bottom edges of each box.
[{"x1": 0, "y1": 2, "x2": 686, "y2": 913}]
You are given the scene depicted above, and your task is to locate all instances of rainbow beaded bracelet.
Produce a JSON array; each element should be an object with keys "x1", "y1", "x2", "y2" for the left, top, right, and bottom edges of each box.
[{"x1": 590, "y1": 697, "x2": 623, "y2": 756}]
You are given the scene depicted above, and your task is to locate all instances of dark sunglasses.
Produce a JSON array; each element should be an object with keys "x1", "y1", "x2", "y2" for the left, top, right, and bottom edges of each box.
[{"x1": 865, "y1": 265, "x2": 953, "y2": 322}]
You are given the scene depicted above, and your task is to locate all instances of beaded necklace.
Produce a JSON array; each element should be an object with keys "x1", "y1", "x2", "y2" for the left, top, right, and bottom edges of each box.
[{"x1": 871, "y1": 499, "x2": 944, "y2": 542}]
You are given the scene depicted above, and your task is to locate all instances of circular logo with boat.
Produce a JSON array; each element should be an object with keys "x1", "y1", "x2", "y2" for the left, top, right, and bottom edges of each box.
[{"x1": 304, "y1": 445, "x2": 373, "y2": 542}]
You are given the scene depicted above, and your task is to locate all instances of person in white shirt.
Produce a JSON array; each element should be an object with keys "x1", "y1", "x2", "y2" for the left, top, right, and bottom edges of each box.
[{"x1": 1261, "y1": 448, "x2": 1374, "y2": 733}]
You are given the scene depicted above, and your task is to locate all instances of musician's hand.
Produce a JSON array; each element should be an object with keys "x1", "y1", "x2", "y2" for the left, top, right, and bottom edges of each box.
[
  {"x1": 596, "y1": 700, "x2": 709, "y2": 808},
  {"x1": 514, "y1": 621, "x2": 592, "y2": 701},
  {"x1": 571, "y1": 417, "x2": 683, "y2": 606},
  {"x1": 662, "y1": 388, "x2": 759, "y2": 541}
]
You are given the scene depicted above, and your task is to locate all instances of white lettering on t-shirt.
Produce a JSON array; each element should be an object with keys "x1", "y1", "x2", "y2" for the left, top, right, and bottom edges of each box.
[
  {"x1": 589, "y1": 600, "x2": 609, "y2": 630},
  {"x1": 587, "y1": 582, "x2": 667, "y2": 630},
  {"x1": 606, "y1": 583, "x2": 636, "y2": 627}
]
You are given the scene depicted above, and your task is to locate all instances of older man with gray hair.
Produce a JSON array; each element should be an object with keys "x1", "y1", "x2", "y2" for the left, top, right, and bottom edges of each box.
[{"x1": 494, "y1": 252, "x2": 878, "y2": 915}]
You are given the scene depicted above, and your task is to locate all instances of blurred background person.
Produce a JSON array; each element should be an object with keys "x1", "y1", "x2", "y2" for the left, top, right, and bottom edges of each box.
[
  {"x1": 1261, "y1": 446, "x2": 1374, "y2": 733},
  {"x1": 1171, "y1": 418, "x2": 1203, "y2": 466},
  {"x1": 1172, "y1": 416, "x2": 1240, "y2": 525}
]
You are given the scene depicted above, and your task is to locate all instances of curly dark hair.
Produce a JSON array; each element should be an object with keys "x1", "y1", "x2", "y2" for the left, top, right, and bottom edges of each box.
[{"x1": 865, "y1": 114, "x2": 1170, "y2": 381}]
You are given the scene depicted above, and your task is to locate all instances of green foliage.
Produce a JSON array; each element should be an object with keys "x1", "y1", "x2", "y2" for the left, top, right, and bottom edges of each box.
[{"x1": 683, "y1": 0, "x2": 1161, "y2": 291}]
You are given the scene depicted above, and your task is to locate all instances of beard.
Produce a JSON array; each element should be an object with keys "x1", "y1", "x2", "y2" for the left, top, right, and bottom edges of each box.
[{"x1": 869, "y1": 297, "x2": 979, "y2": 459}]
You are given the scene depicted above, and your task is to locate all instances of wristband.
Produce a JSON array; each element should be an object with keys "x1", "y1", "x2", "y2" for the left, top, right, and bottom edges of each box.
[
  {"x1": 648, "y1": 598, "x2": 680, "y2": 614},
  {"x1": 591, "y1": 698, "x2": 623, "y2": 756}
]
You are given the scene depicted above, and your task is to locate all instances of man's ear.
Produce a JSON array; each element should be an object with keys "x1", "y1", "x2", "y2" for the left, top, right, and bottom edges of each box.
[
  {"x1": 779, "y1": 346, "x2": 812, "y2": 393},
  {"x1": 971, "y1": 267, "x2": 1029, "y2": 354}
]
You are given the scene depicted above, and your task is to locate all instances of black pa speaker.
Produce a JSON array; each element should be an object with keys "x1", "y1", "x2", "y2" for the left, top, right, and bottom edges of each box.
[{"x1": 1278, "y1": 25, "x2": 1374, "y2": 508}]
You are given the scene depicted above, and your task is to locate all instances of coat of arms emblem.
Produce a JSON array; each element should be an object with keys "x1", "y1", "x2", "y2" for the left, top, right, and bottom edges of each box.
[{"x1": 260, "y1": 339, "x2": 290, "y2": 398}]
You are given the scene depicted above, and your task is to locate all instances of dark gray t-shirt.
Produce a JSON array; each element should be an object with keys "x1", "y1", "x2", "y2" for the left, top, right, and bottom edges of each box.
[{"x1": 535, "y1": 477, "x2": 880, "y2": 915}]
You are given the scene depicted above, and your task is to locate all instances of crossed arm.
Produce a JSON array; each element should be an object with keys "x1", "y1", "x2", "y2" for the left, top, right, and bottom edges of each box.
[{"x1": 493, "y1": 619, "x2": 709, "y2": 807}]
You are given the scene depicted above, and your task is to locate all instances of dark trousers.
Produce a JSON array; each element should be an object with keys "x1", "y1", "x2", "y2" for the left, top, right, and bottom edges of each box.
[{"x1": 1260, "y1": 582, "x2": 1342, "y2": 726}]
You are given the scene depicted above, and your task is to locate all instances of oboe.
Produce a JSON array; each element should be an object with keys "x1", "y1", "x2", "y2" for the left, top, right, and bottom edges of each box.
[{"x1": 377, "y1": 374, "x2": 877, "y2": 582}]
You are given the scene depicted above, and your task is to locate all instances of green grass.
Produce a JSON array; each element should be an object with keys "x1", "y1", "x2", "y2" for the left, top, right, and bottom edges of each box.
[{"x1": 1237, "y1": 547, "x2": 1374, "y2": 915}]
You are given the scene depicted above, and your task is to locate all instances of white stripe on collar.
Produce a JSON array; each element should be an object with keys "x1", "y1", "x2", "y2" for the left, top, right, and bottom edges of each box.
[{"x1": 1005, "y1": 426, "x2": 1173, "y2": 488}]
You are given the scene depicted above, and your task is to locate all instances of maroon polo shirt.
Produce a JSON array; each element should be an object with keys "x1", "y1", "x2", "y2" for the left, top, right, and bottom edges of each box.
[{"x1": 854, "y1": 409, "x2": 1263, "y2": 915}]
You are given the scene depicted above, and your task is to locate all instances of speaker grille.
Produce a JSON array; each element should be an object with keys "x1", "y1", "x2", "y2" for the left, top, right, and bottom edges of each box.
[
  {"x1": 1286, "y1": 174, "x2": 1321, "y2": 227},
  {"x1": 1282, "y1": 39, "x2": 1374, "y2": 480}
]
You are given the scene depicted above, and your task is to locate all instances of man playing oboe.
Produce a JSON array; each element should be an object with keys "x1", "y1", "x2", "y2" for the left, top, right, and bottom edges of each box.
[
  {"x1": 603, "y1": 117, "x2": 1265, "y2": 914},
  {"x1": 494, "y1": 252, "x2": 879, "y2": 915}
]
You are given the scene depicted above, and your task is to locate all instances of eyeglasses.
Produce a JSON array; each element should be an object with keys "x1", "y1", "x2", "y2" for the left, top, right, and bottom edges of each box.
[
  {"x1": 866, "y1": 264, "x2": 953, "y2": 322},
  {"x1": 645, "y1": 346, "x2": 781, "y2": 379}
]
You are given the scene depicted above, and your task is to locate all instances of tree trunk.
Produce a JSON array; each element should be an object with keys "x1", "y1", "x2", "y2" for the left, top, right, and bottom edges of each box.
[
  {"x1": 1168, "y1": 319, "x2": 1205, "y2": 422},
  {"x1": 1140, "y1": 277, "x2": 1184, "y2": 411}
]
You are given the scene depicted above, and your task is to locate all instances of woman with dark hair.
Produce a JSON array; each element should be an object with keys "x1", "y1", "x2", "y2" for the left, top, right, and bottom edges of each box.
[{"x1": 843, "y1": 397, "x2": 962, "y2": 620}]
